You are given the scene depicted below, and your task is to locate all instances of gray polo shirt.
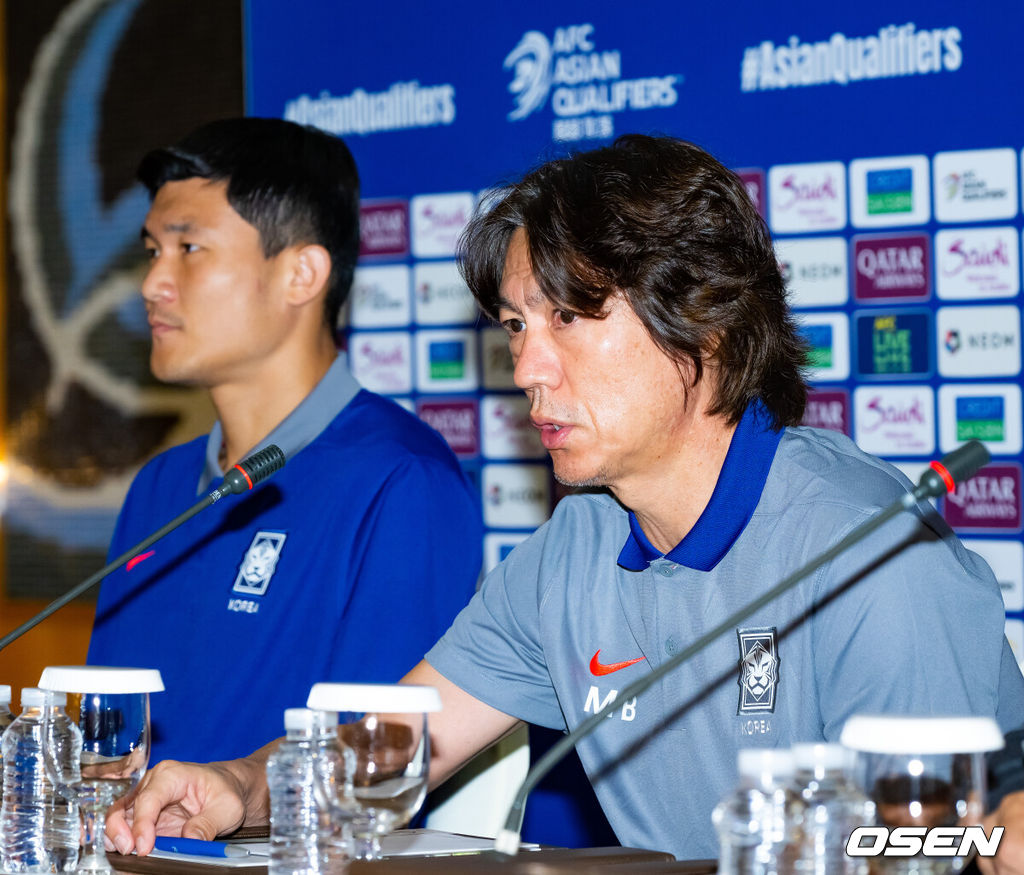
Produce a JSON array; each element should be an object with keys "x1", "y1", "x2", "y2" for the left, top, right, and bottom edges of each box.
[{"x1": 427, "y1": 416, "x2": 1024, "y2": 860}]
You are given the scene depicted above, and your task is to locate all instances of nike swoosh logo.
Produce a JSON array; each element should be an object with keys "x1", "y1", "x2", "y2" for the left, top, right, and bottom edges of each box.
[
  {"x1": 126, "y1": 550, "x2": 155, "y2": 572},
  {"x1": 589, "y1": 649, "x2": 646, "y2": 676}
]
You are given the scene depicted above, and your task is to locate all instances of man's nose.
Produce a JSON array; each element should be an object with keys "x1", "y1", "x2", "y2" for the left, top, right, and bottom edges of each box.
[
  {"x1": 140, "y1": 256, "x2": 175, "y2": 303},
  {"x1": 512, "y1": 329, "x2": 562, "y2": 392}
]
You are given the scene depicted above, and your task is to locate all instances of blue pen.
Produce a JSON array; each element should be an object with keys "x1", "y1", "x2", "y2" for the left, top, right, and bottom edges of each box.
[{"x1": 152, "y1": 836, "x2": 255, "y2": 858}]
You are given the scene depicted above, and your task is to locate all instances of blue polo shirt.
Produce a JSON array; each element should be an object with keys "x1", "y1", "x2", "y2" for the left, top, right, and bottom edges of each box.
[
  {"x1": 90, "y1": 357, "x2": 483, "y2": 764},
  {"x1": 427, "y1": 412, "x2": 1024, "y2": 859}
]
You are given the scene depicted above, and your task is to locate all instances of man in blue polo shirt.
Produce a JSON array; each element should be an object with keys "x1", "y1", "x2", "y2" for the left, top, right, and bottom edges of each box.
[
  {"x1": 106, "y1": 135, "x2": 1024, "y2": 861},
  {"x1": 88, "y1": 118, "x2": 482, "y2": 764}
]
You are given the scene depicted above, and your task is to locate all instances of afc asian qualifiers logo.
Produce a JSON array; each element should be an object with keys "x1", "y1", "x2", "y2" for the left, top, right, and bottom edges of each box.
[
  {"x1": 233, "y1": 531, "x2": 287, "y2": 597},
  {"x1": 737, "y1": 627, "x2": 779, "y2": 714}
]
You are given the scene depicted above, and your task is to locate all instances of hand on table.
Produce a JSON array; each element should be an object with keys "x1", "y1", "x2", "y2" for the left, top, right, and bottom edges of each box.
[
  {"x1": 105, "y1": 758, "x2": 261, "y2": 856},
  {"x1": 980, "y1": 791, "x2": 1024, "y2": 875}
]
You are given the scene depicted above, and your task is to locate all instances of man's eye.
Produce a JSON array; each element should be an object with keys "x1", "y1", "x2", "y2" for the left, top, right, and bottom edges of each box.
[
  {"x1": 501, "y1": 318, "x2": 525, "y2": 335},
  {"x1": 143, "y1": 246, "x2": 158, "y2": 260},
  {"x1": 555, "y1": 310, "x2": 578, "y2": 325},
  {"x1": 181, "y1": 242, "x2": 200, "y2": 254}
]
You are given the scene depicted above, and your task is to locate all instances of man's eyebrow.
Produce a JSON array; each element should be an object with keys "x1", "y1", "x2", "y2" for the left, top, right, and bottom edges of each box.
[
  {"x1": 140, "y1": 221, "x2": 195, "y2": 240},
  {"x1": 496, "y1": 295, "x2": 520, "y2": 314}
]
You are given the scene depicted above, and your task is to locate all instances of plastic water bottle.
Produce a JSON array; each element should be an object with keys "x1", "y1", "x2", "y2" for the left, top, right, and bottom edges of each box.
[
  {"x1": 0, "y1": 688, "x2": 79, "y2": 872},
  {"x1": 713, "y1": 748, "x2": 805, "y2": 875},
  {"x1": 267, "y1": 708, "x2": 346, "y2": 875},
  {"x1": 791, "y1": 743, "x2": 873, "y2": 875}
]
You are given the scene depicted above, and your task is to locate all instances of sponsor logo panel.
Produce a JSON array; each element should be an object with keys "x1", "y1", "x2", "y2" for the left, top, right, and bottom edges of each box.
[
  {"x1": 775, "y1": 237, "x2": 847, "y2": 307},
  {"x1": 796, "y1": 312, "x2": 850, "y2": 381},
  {"x1": 358, "y1": 200, "x2": 408, "y2": 258},
  {"x1": 481, "y1": 328, "x2": 517, "y2": 389},
  {"x1": 411, "y1": 192, "x2": 474, "y2": 258},
  {"x1": 938, "y1": 384, "x2": 1022, "y2": 454},
  {"x1": 416, "y1": 399, "x2": 479, "y2": 458},
  {"x1": 854, "y1": 385, "x2": 935, "y2": 456},
  {"x1": 481, "y1": 395, "x2": 546, "y2": 459},
  {"x1": 935, "y1": 227, "x2": 1019, "y2": 300},
  {"x1": 483, "y1": 532, "x2": 531, "y2": 573},
  {"x1": 945, "y1": 466, "x2": 1022, "y2": 533},
  {"x1": 936, "y1": 305, "x2": 1021, "y2": 378},
  {"x1": 415, "y1": 329, "x2": 479, "y2": 393},
  {"x1": 736, "y1": 169, "x2": 765, "y2": 218},
  {"x1": 962, "y1": 539, "x2": 1024, "y2": 609},
  {"x1": 413, "y1": 261, "x2": 477, "y2": 325},
  {"x1": 768, "y1": 162, "x2": 846, "y2": 233},
  {"x1": 482, "y1": 463, "x2": 552, "y2": 528},
  {"x1": 349, "y1": 265, "x2": 411, "y2": 329},
  {"x1": 849, "y1": 156, "x2": 930, "y2": 228},
  {"x1": 855, "y1": 310, "x2": 931, "y2": 379},
  {"x1": 802, "y1": 390, "x2": 850, "y2": 434},
  {"x1": 349, "y1": 332, "x2": 412, "y2": 395},
  {"x1": 934, "y1": 148, "x2": 1018, "y2": 223},
  {"x1": 852, "y1": 233, "x2": 930, "y2": 301}
]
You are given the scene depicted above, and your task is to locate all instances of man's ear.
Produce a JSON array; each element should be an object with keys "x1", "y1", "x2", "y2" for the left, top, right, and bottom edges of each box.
[{"x1": 284, "y1": 243, "x2": 332, "y2": 308}]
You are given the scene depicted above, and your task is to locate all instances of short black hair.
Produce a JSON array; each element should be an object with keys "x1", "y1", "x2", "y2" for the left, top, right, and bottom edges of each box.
[
  {"x1": 137, "y1": 117, "x2": 360, "y2": 330},
  {"x1": 459, "y1": 134, "x2": 807, "y2": 429}
]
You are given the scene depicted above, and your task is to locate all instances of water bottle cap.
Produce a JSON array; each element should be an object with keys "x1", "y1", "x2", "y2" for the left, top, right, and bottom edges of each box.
[
  {"x1": 283, "y1": 708, "x2": 338, "y2": 732},
  {"x1": 0, "y1": 685, "x2": 10, "y2": 704},
  {"x1": 737, "y1": 747, "x2": 794, "y2": 778},
  {"x1": 307, "y1": 682, "x2": 442, "y2": 713},
  {"x1": 792, "y1": 742, "x2": 857, "y2": 772},
  {"x1": 39, "y1": 665, "x2": 164, "y2": 694},
  {"x1": 840, "y1": 715, "x2": 1003, "y2": 754},
  {"x1": 20, "y1": 688, "x2": 65, "y2": 708}
]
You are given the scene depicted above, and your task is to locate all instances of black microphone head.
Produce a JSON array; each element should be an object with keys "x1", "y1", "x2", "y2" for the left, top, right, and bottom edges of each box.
[
  {"x1": 220, "y1": 445, "x2": 286, "y2": 495},
  {"x1": 917, "y1": 440, "x2": 991, "y2": 499}
]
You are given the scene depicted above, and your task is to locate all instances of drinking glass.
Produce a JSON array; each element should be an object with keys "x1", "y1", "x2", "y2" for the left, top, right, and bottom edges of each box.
[
  {"x1": 39, "y1": 666, "x2": 164, "y2": 874},
  {"x1": 841, "y1": 715, "x2": 1003, "y2": 875},
  {"x1": 306, "y1": 682, "x2": 441, "y2": 861}
]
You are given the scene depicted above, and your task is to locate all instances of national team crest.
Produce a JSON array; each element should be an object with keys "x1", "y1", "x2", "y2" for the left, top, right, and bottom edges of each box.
[
  {"x1": 737, "y1": 627, "x2": 779, "y2": 714},
  {"x1": 232, "y1": 531, "x2": 287, "y2": 596}
]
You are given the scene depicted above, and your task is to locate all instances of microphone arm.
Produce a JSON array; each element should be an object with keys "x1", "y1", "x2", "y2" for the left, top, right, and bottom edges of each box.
[
  {"x1": 493, "y1": 440, "x2": 991, "y2": 855},
  {"x1": 0, "y1": 444, "x2": 286, "y2": 653}
]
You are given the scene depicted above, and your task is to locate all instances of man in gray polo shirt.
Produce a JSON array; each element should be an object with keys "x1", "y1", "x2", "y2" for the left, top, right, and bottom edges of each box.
[{"x1": 107, "y1": 135, "x2": 1024, "y2": 861}]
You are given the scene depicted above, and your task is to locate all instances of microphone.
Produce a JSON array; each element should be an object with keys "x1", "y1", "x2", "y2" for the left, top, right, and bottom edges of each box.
[
  {"x1": 493, "y1": 440, "x2": 991, "y2": 855},
  {"x1": 0, "y1": 444, "x2": 287, "y2": 653}
]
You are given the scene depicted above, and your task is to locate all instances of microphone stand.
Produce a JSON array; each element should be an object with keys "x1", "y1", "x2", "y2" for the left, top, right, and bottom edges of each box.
[
  {"x1": 0, "y1": 445, "x2": 286, "y2": 653},
  {"x1": 493, "y1": 440, "x2": 991, "y2": 855}
]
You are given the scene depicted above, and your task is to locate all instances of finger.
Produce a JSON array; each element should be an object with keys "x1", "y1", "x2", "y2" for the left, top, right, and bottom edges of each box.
[
  {"x1": 104, "y1": 805, "x2": 137, "y2": 856},
  {"x1": 181, "y1": 814, "x2": 221, "y2": 841}
]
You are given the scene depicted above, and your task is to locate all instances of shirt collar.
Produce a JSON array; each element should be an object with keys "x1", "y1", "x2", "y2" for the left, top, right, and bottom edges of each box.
[
  {"x1": 617, "y1": 402, "x2": 783, "y2": 572},
  {"x1": 198, "y1": 354, "x2": 362, "y2": 494}
]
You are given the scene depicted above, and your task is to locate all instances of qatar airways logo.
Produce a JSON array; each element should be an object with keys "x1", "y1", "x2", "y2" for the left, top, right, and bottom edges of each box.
[
  {"x1": 768, "y1": 162, "x2": 846, "y2": 233},
  {"x1": 854, "y1": 386, "x2": 934, "y2": 455},
  {"x1": 853, "y1": 234, "x2": 929, "y2": 300},
  {"x1": 802, "y1": 390, "x2": 849, "y2": 434},
  {"x1": 417, "y1": 400, "x2": 479, "y2": 458},
  {"x1": 359, "y1": 201, "x2": 408, "y2": 258},
  {"x1": 944, "y1": 465, "x2": 1022, "y2": 532},
  {"x1": 935, "y1": 228, "x2": 1019, "y2": 300}
]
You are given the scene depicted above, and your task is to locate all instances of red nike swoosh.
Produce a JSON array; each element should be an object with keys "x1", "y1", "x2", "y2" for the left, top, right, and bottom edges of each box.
[
  {"x1": 589, "y1": 649, "x2": 646, "y2": 676},
  {"x1": 126, "y1": 550, "x2": 155, "y2": 572}
]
